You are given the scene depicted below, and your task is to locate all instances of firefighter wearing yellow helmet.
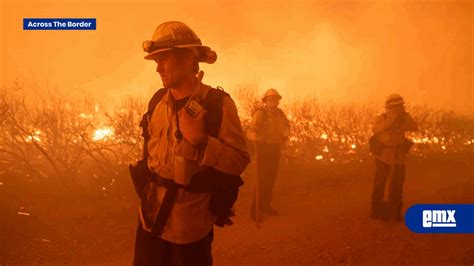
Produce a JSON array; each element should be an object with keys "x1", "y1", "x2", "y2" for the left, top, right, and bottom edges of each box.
[
  {"x1": 248, "y1": 88, "x2": 290, "y2": 220},
  {"x1": 369, "y1": 93, "x2": 418, "y2": 221},
  {"x1": 132, "y1": 21, "x2": 250, "y2": 265}
]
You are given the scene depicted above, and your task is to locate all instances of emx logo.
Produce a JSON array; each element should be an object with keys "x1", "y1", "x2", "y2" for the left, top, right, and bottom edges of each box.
[
  {"x1": 422, "y1": 210, "x2": 456, "y2": 228},
  {"x1": 405, "y1": 204, "x2": 474, "y2": 233}
]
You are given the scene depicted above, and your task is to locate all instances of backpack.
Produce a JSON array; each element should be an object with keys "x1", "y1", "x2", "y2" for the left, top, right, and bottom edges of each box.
[{"x1": 138, "y1": 87, "x2": 243, "y2": 227}]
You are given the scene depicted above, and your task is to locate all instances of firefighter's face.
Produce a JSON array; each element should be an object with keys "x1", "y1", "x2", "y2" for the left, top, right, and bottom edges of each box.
[
  {"x1": 154, "y1": 49, "x2": 194, "y2": 89},
  {"x1": 265, "y1": 96, "x2": 281, "y2": 108}
]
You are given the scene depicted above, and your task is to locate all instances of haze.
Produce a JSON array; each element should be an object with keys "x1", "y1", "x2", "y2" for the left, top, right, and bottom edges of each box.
[{"x1": 1, "y1": 0, "x2": 472, "y2": 113}]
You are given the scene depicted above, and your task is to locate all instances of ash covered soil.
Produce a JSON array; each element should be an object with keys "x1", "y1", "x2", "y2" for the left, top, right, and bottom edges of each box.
[{"x1": 1, "y1": 153, "x2": 473, "y2": 265}]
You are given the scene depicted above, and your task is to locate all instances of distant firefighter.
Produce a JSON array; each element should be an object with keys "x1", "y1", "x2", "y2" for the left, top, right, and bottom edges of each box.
[
  {"x1": 248, "y1": 89, "x2": 290, "y2": 220},
  {"x1": 369, "y1": 94, "x2": 418, "y2": 221},
  {"x1": 131, "y1": 21, "x2": 250, "y2": 266}
]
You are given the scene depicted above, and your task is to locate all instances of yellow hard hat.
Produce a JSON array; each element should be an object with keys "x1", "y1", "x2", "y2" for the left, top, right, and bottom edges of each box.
[
  {"x1": 262, "y1": 88, "x2": 282, "y2": 101},
  {"x1": 385, "y1": 93, "x2": 405, "y2": 107},
  {"x1": 142, "y1": 21, "x2": 217, "y2": 64}
]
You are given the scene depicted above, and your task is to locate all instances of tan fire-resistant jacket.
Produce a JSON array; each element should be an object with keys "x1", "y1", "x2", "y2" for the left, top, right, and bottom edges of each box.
[
  {"x1": 140, "y1": 83, "x2": 250, "y2": 244},
  {"x1": 248, "y1": 107, "x2": 290, "y2": 144}
]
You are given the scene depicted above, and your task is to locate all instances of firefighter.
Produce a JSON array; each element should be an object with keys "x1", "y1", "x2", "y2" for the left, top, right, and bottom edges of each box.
[
  {"x1": 248, "y1": 89, "x2": 290, "y2": 220},
  {"x1": 370, "y1": 93, "x2": 418, "y2": 221},
  {"x1": 132, "y1": 21, "x2": 250, "y2": 265}
]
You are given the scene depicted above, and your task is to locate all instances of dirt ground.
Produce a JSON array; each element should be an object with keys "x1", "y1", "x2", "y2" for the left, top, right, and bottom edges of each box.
[{"x1": 1, "y1": 153, "x2": 473, "y2": 265}]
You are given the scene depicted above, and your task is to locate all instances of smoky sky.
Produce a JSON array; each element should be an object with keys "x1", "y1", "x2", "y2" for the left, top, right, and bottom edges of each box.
[{"x1": 1, "y1": 0, "x2": 472, "y2": 113}]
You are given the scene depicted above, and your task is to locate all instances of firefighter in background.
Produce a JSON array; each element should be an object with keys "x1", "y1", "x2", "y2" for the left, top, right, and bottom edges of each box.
[
  {"x1": 370, "y1": 94, "x2": 418, "y2": 221},
  {"x1": 248, "y1": 89, "x2": 290, "y2": 220}
]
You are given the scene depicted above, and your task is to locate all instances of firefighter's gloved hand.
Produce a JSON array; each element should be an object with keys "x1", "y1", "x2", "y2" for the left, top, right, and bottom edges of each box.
[{"x1": 179, "y1": 108, "x2": 208, "y2": 146}]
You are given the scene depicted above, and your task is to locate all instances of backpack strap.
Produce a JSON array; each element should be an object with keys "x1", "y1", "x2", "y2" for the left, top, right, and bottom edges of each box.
[
  {"x1": 203, "y1": 87, "x2": 229, "y2": 138},
  {"x1": 140, "y1": 88, "x2": 167, "y2": 159}
]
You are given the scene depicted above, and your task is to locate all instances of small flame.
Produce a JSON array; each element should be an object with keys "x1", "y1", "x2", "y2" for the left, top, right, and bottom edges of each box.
[
  {"x1": 25, "y1": 129, "x2": 42, "y2": 143},
  {"x1": 25, "y1": 135, "x2": 41, "y2": 143},
  {"x1": 320, "y1": 133, "x2": 328, "y2": 140},
  {"x1": 92, "y1": 127, "x2": 114, "y2": 141},
  {"x1": 79, "y1": 113, "x2": 93, "y2": 119}
]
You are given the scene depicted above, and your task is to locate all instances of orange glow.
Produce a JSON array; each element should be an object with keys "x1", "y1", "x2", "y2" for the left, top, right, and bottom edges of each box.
[
  {"x1": 1, "y1": 2, "x2": 473, "y2": 265},
  {"x1": 1, "y1": 1, "x2": 472, "y2": 114}
]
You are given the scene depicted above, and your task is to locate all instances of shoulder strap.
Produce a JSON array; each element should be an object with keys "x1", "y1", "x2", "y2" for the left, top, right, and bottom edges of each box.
[
  {"x1": 140, "y1": 88, "x2": 167, "y2": 159},
  {"x1": 203, "y1": 87, "x2": 228, "y2": 138},
  {"x1": 148, "y1": 88, "x2": 168, "y2": 115}
]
